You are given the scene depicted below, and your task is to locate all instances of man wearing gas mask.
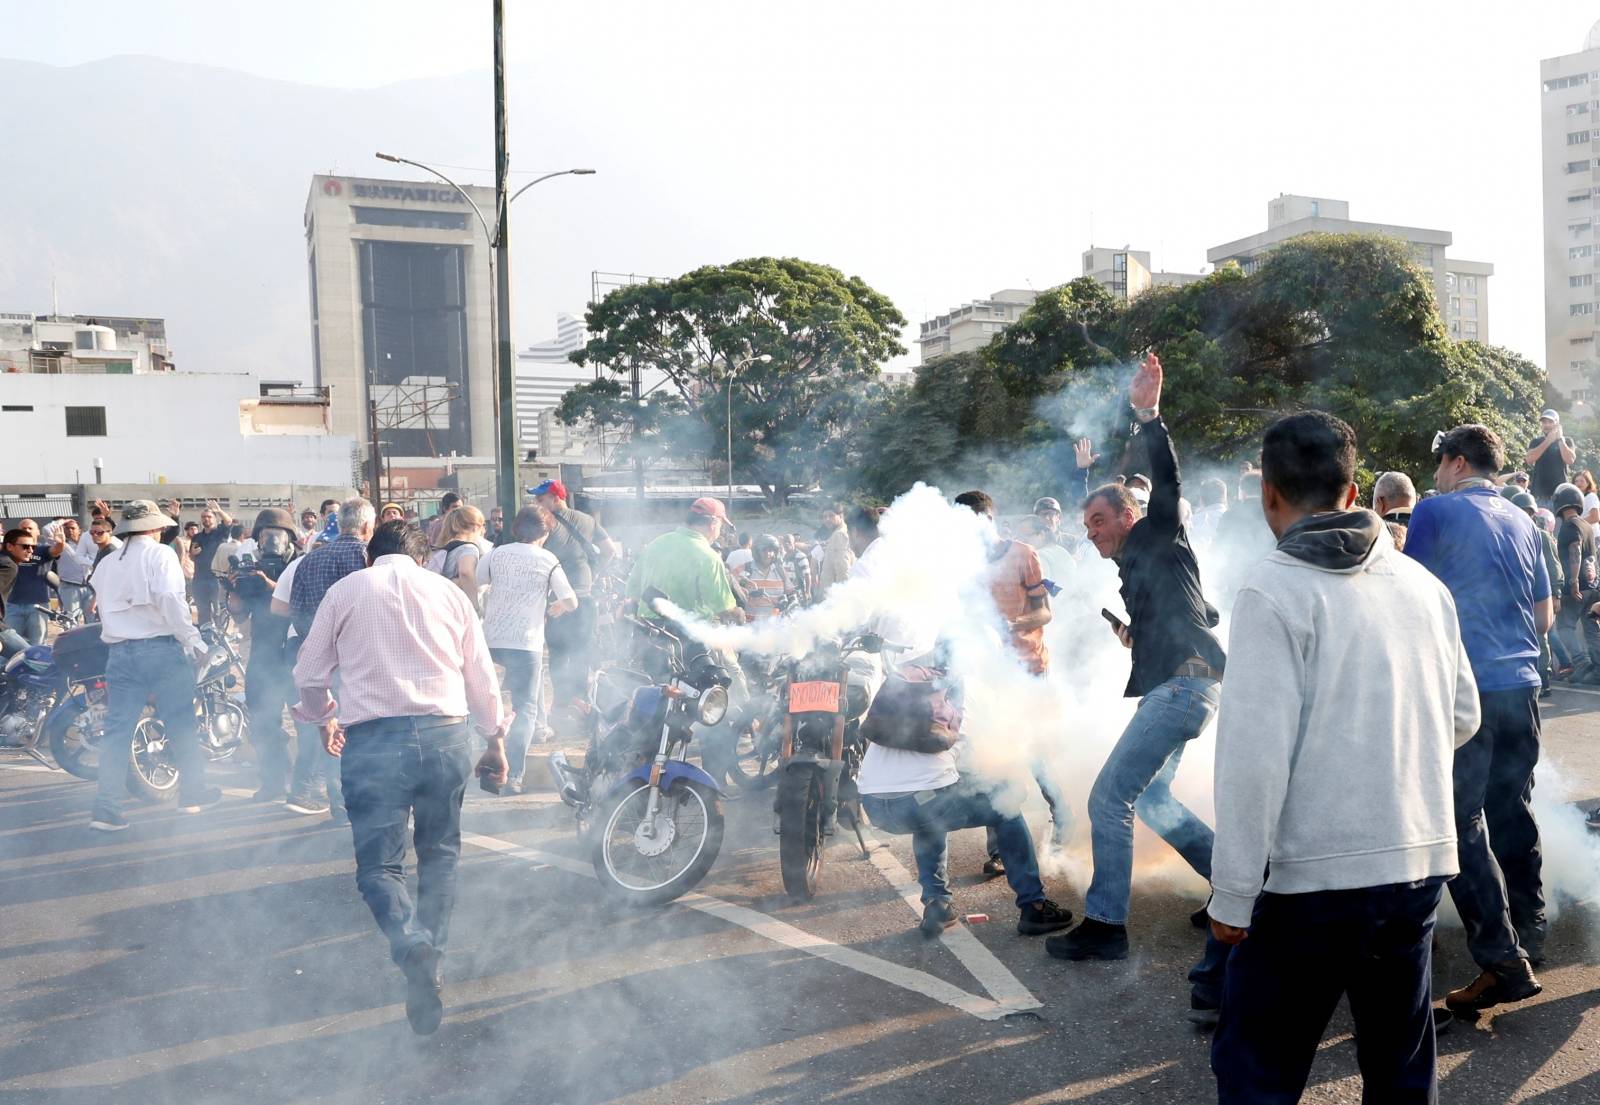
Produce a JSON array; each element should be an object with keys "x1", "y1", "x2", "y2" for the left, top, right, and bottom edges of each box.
[{"x1": 227, "y1": 508, "x2": 301, "y2": 799}]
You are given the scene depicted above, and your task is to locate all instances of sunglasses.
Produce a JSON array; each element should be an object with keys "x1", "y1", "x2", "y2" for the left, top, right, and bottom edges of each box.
[{"x1": 14, "y1": 543, "x2": 36, "y2": 550}]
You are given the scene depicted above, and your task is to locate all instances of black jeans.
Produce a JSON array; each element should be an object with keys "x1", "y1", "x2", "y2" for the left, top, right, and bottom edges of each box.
[
  {"x1": 1211, "y1": 881, "x2": 1444, "y2": 1105},
  {"x1": 546, "y1": 595, "x2": 597, "y2": 709},
  {"x1": 1450, "y1": 687, "x2": 1544, "y2": 966},
  {"x1": 341, "y1": 717, "x2": 474, "y2": 966}
]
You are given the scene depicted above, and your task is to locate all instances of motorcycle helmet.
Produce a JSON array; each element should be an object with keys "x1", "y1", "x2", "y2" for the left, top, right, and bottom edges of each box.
[
  {"x1": 1509, "y1": 490, "x2": 1537, "y2": 513},
  {"x1": 1550, "y1": 483, "x2": 1584, "y2": 517},
  {"x1": 753, "y1": 534, "x2": 781, "y2": 557}
]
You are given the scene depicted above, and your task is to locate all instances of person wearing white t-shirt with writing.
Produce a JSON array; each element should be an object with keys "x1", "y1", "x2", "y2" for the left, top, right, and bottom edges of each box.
[{"x1": 478, "y1": 506, "x2": 577, "y2": 794}]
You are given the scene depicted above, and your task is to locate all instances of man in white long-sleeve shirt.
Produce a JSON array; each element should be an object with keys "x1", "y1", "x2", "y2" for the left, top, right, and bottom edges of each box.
[
  {"x1": 1194, "y1": 413, "x2": 1479, "y2": 1105},
  {"x1": 88, "y1": 500, "x2": 219, "y2": 832}
]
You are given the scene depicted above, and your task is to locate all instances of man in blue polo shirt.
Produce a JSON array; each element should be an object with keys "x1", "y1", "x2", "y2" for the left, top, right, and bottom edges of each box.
[{"x1": 1405, "y1": 424, "x2": 1552, "y2": 1017}]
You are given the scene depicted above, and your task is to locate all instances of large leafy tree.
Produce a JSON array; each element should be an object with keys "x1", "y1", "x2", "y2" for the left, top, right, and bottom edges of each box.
[
  {"x1": 840, "y1": 234, "x2": 1545, "y2": 501},
  {"x1": 562, "y1": 257, "x2": 906, "y2": 506}
]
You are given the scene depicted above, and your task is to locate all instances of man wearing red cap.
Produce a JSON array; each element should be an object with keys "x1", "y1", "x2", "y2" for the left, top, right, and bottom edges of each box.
[
  {"x1": 626, "y1": 497, "x2": 744, "y2": 626},
  {"x1": 530, "y1": 479, "x2": 617, "y2": 733}
]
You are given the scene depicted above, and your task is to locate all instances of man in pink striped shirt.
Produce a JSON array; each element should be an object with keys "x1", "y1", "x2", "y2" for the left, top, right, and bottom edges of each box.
[{"x1": 292, "y1": 520, "x2": 506, "y2": 1036}]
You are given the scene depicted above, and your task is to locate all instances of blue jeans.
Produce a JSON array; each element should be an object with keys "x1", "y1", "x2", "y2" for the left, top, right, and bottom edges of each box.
[
  {"x1": 491, "y1": 646, "x2": 543, "y2": 785},
  {"x1": 340, "y1": 717, "x2": 474, "y2": 966},
  {"x1": 0, "y1": 626, "x2": 25, "y2": 659},
  {"x1": 1084, "y1": 675, "x2": 1220, "y2": 925},
  {"x1": 58, "y1": 582, "x2": 90, "y2": 624},
  {"x1": 11, "y1": 604, "x2": 47, "y2": 645},
  {"x1": 291, "y1": 721, "x2": 345, "y2": 809},
  {"x1": 95, "y1": 636, "x2": 203, "y2": 813},
  {"x1": 1210, "y1": 881, "x2": 1444, "y2": 1105},
  {"x1": 863, "y1": 778, "x2": 1045, "y2": 908}
]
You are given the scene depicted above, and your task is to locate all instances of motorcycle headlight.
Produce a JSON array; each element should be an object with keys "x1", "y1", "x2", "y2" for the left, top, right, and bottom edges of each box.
[{"x1": 696, "y1": 684, "x2": 729, "y2": 727}]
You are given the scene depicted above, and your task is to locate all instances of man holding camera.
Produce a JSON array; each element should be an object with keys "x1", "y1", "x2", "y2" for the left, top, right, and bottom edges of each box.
[{"x1": 228, "y1": 507, "x2": 301, "y2": 800}]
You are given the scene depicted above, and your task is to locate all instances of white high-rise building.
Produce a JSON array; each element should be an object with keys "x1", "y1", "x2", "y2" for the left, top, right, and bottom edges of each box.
[
  {"x1": 1541, "y1": 22, "x2": 1600, "y2": 404},
  {"x1": 1208, "y1": 195, "x2": 1492, "y2": 343}
]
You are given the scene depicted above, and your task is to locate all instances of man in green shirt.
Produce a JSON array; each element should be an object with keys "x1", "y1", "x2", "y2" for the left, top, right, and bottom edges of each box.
[{"x1": 627, "y1": 498, "x2": 745, "y2": 624}]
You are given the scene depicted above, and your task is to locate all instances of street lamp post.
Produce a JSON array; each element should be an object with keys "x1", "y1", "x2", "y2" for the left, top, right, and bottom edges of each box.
[
  {"x1": 727, "y1": 352, "x2": 772, "y2": 514},
  {"x1": 371, "y1": 149, "x2": 593, "y2": 522}
]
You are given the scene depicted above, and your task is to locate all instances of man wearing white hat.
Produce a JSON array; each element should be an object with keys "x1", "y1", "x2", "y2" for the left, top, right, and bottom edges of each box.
[
  {"x1": 1525, "y1": 408, "x2": 1576, "y2": 507},
  {"x1": 87, "y1": 500, "x2": 220, "y2": 831}
]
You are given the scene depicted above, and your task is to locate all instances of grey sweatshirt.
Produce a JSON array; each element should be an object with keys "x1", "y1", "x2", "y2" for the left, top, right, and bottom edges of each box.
[{"x1": 1208, "y1": 510, "x2": 1481, "y2": 929}]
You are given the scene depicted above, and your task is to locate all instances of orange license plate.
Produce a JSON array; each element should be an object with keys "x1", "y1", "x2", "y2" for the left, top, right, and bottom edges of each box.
[{"x1": 788, "y1": 680, "x2": 841, "y2": 714}]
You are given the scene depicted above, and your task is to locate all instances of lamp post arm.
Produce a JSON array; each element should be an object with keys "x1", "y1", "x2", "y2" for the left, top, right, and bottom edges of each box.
[{"x1": 374, "y1": 151, "x2": 495, "y2": 245}]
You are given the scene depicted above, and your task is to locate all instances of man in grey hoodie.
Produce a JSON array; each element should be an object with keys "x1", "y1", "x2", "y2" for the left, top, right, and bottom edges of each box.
[{"x1": 1197, "y1": 413, "x2": 1479, "y2": 1104}]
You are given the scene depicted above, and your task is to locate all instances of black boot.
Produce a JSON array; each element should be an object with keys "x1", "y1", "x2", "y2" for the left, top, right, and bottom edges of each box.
[{"x1": 1046, "y1": 919, "x2": 1129, "y2": 961}]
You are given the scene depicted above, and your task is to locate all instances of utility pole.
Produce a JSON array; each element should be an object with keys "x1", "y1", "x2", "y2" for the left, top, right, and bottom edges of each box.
[
  {"x1": 367, "y1": 396, "x2": 383, "y2": 504},
  {"x1": 492, "y1": 0, "x2": 518, "y2": 530}
]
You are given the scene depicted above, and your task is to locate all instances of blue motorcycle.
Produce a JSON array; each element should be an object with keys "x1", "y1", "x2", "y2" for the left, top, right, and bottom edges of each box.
[
  {"x1": 0, "y1": 612, "x2": 80, "y2": 766},
  {"x1": 548, "y1": 613, "x2": 733, "y2": 906}
]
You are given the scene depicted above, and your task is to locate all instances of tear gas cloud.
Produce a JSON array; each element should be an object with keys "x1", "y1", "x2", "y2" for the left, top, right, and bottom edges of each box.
[{"x1": 663, "y1": 394, "x2": 1600, "y2": 915}]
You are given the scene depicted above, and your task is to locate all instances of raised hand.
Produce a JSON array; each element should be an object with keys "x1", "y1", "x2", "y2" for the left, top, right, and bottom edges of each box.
[
  {"x1": 1074, "y1": 438, "x2": 1100, "y2": 470},
  {"x1": 1129, "y1": 351, "x2": 1163, "y2": 413}
]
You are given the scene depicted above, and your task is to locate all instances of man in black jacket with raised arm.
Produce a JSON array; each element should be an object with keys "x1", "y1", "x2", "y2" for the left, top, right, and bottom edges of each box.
[{"x1": 1047, "y1": 352, "x2": 1227, "y2": 963}]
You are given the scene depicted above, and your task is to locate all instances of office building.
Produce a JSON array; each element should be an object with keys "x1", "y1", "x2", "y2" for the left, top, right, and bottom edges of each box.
[
  {"x1": 304, "y1": 174, "x2": 496, "y2": 468},
  {"x1": 1541, "y1": 23, "x2": 1600, "y2": 402},
  {"x1": 918, "y1": 289, "x2": 1037, "y2": 363},
  {"x1": 1208, "y1": 195, "x2": 1493, "y2": 342},
  {"x1": 1081, "y1": 247, "x2": 1204, "y2": 301}
]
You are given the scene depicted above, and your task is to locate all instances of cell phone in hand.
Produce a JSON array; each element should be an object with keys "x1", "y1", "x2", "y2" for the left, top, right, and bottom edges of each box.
[
  {"x1": 1100, "y1": 608, "x2": 1125, "y2": 633},
  {"x1": 477, "y1": 764, "x2": 501, "y2": 795}
]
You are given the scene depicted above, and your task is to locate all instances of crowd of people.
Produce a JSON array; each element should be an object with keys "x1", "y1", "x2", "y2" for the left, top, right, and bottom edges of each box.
[{"x1": 4, "y1": 360, "x2": 1599, "y2": 1100}]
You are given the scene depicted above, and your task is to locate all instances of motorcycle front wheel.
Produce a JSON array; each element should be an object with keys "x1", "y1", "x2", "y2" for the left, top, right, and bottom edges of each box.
[
  {"x1": 45, "y1": 701, "x2": 100, "y2": 780},
  {"x1": 592, "y1": 780, "x2": 724, "y2": 907},
  {"x1": 126, "y1": 717, "x2": 179, "y2": 802},
  {"x1": 726, "y1": 711, "x2": 783, "y2": 791},
  {"x1": 777, "y1": 763, "x2": 825, "y2": 899}
]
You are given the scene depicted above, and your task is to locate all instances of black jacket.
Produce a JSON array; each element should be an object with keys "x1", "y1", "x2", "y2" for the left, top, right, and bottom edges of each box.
[{"x1": 1114, "y1": 417, "x2": 1226, "y2": 697}]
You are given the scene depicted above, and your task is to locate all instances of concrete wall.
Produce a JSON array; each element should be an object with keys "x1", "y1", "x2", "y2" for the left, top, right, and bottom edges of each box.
[{"x1": 0, "y1": 373, "x2": 356, "y2": 486}]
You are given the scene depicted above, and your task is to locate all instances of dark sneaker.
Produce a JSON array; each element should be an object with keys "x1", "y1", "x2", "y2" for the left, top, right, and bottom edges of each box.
[
  {"x1": 499, "y1": 779, "x2": 525, "y2": 797},
  {"x1": 401, "y1": 943, "x2": 444, "y2": 1036},
  {"x1": 1586, "y1": 807, "x2": 1600, "y2": 831},
  {"x1": 1190, "y1": 906, "x2": 1211, "y2": 930},
  {"x1": 285, "y1": 792, "x2": 330, "y2": 815},
  {"x1": 250, "y1": 786, "x2": 287, "y2": 803},
  {"x1": 920, "y1": 899, "x2": 959, "y2": 939},
  {"x1": 179, "y1": 786, "x2": 223, "y2": 813},
  {"x1": 1433, "y1": 1006, "x2": 1462, "y2": 1034},
  {"x1": 1445, "y1": 959, "x2": 1542, "y2": 1012},
  {"x1": 1045, "y1": 918, "x2": 1130, "y2": 961},
  {"x1": 1017, "y1": 899, "x2": 1074, "y2": 936},
  {"x1": 1187, "y1": 995, "x2": 1220, "y2": 1028},
  {"x1": 89, "y1": 807, "x2": 129, "y2": 833},
  {"x1": 981, "y1": 857, "x2": 1006, "y2": 878}
]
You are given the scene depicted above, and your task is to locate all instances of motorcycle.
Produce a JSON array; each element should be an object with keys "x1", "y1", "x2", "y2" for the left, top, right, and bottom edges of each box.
[
  {"x1": 548, "y1": 612, "x2": 734, "y2": 906},
  {"x1": 45, "y1": 622, "x2": 249, "y2": 800},
  {"x1": 0, "y1": 611, "x2": 80, "y2": 766},
  {"x1": 773, "y1": 633, "x2": 884, "y2": 899}
]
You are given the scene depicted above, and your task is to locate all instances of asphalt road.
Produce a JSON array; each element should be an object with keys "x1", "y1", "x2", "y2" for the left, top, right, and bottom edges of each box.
[{"x1": 3, "y1": 691, "x2": 1600, "y2": 1105}]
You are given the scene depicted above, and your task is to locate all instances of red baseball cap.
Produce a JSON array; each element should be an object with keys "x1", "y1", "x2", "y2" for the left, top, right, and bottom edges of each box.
[
  {"x1": 528, "y1": 479, "x2": 567, "y2": 501},
  {"x1": 689, "y1": 496, "x2": 730, "y2": 523}
]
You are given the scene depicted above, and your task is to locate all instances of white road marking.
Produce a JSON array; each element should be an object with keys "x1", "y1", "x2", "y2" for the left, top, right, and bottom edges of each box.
[
  {"x1": 862, "y1": 833, "x2": 1042, "y2": 1015},
  {"x1": 461, "y1": 829, "x2": 1029, "y2": 1021}
]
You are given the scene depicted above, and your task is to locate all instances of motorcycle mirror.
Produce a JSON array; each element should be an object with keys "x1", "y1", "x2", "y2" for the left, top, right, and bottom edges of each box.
[{"x1": 859, "y1": 633, "x2": 883, "y2": 654}]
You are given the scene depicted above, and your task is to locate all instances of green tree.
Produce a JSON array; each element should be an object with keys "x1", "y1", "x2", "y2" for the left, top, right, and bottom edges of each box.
[
  {"x1": 564, "y1": 257, "x2": 907, "y2": 506},
  {"x1": 839, "y1": 233, "x2": 1546, "y2": 501}
]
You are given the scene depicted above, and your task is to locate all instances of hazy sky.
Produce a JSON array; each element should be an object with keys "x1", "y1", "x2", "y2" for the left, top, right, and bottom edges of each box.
[{"x1": 6, "y1": 0, "x2": 1600, "y2": 371}]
